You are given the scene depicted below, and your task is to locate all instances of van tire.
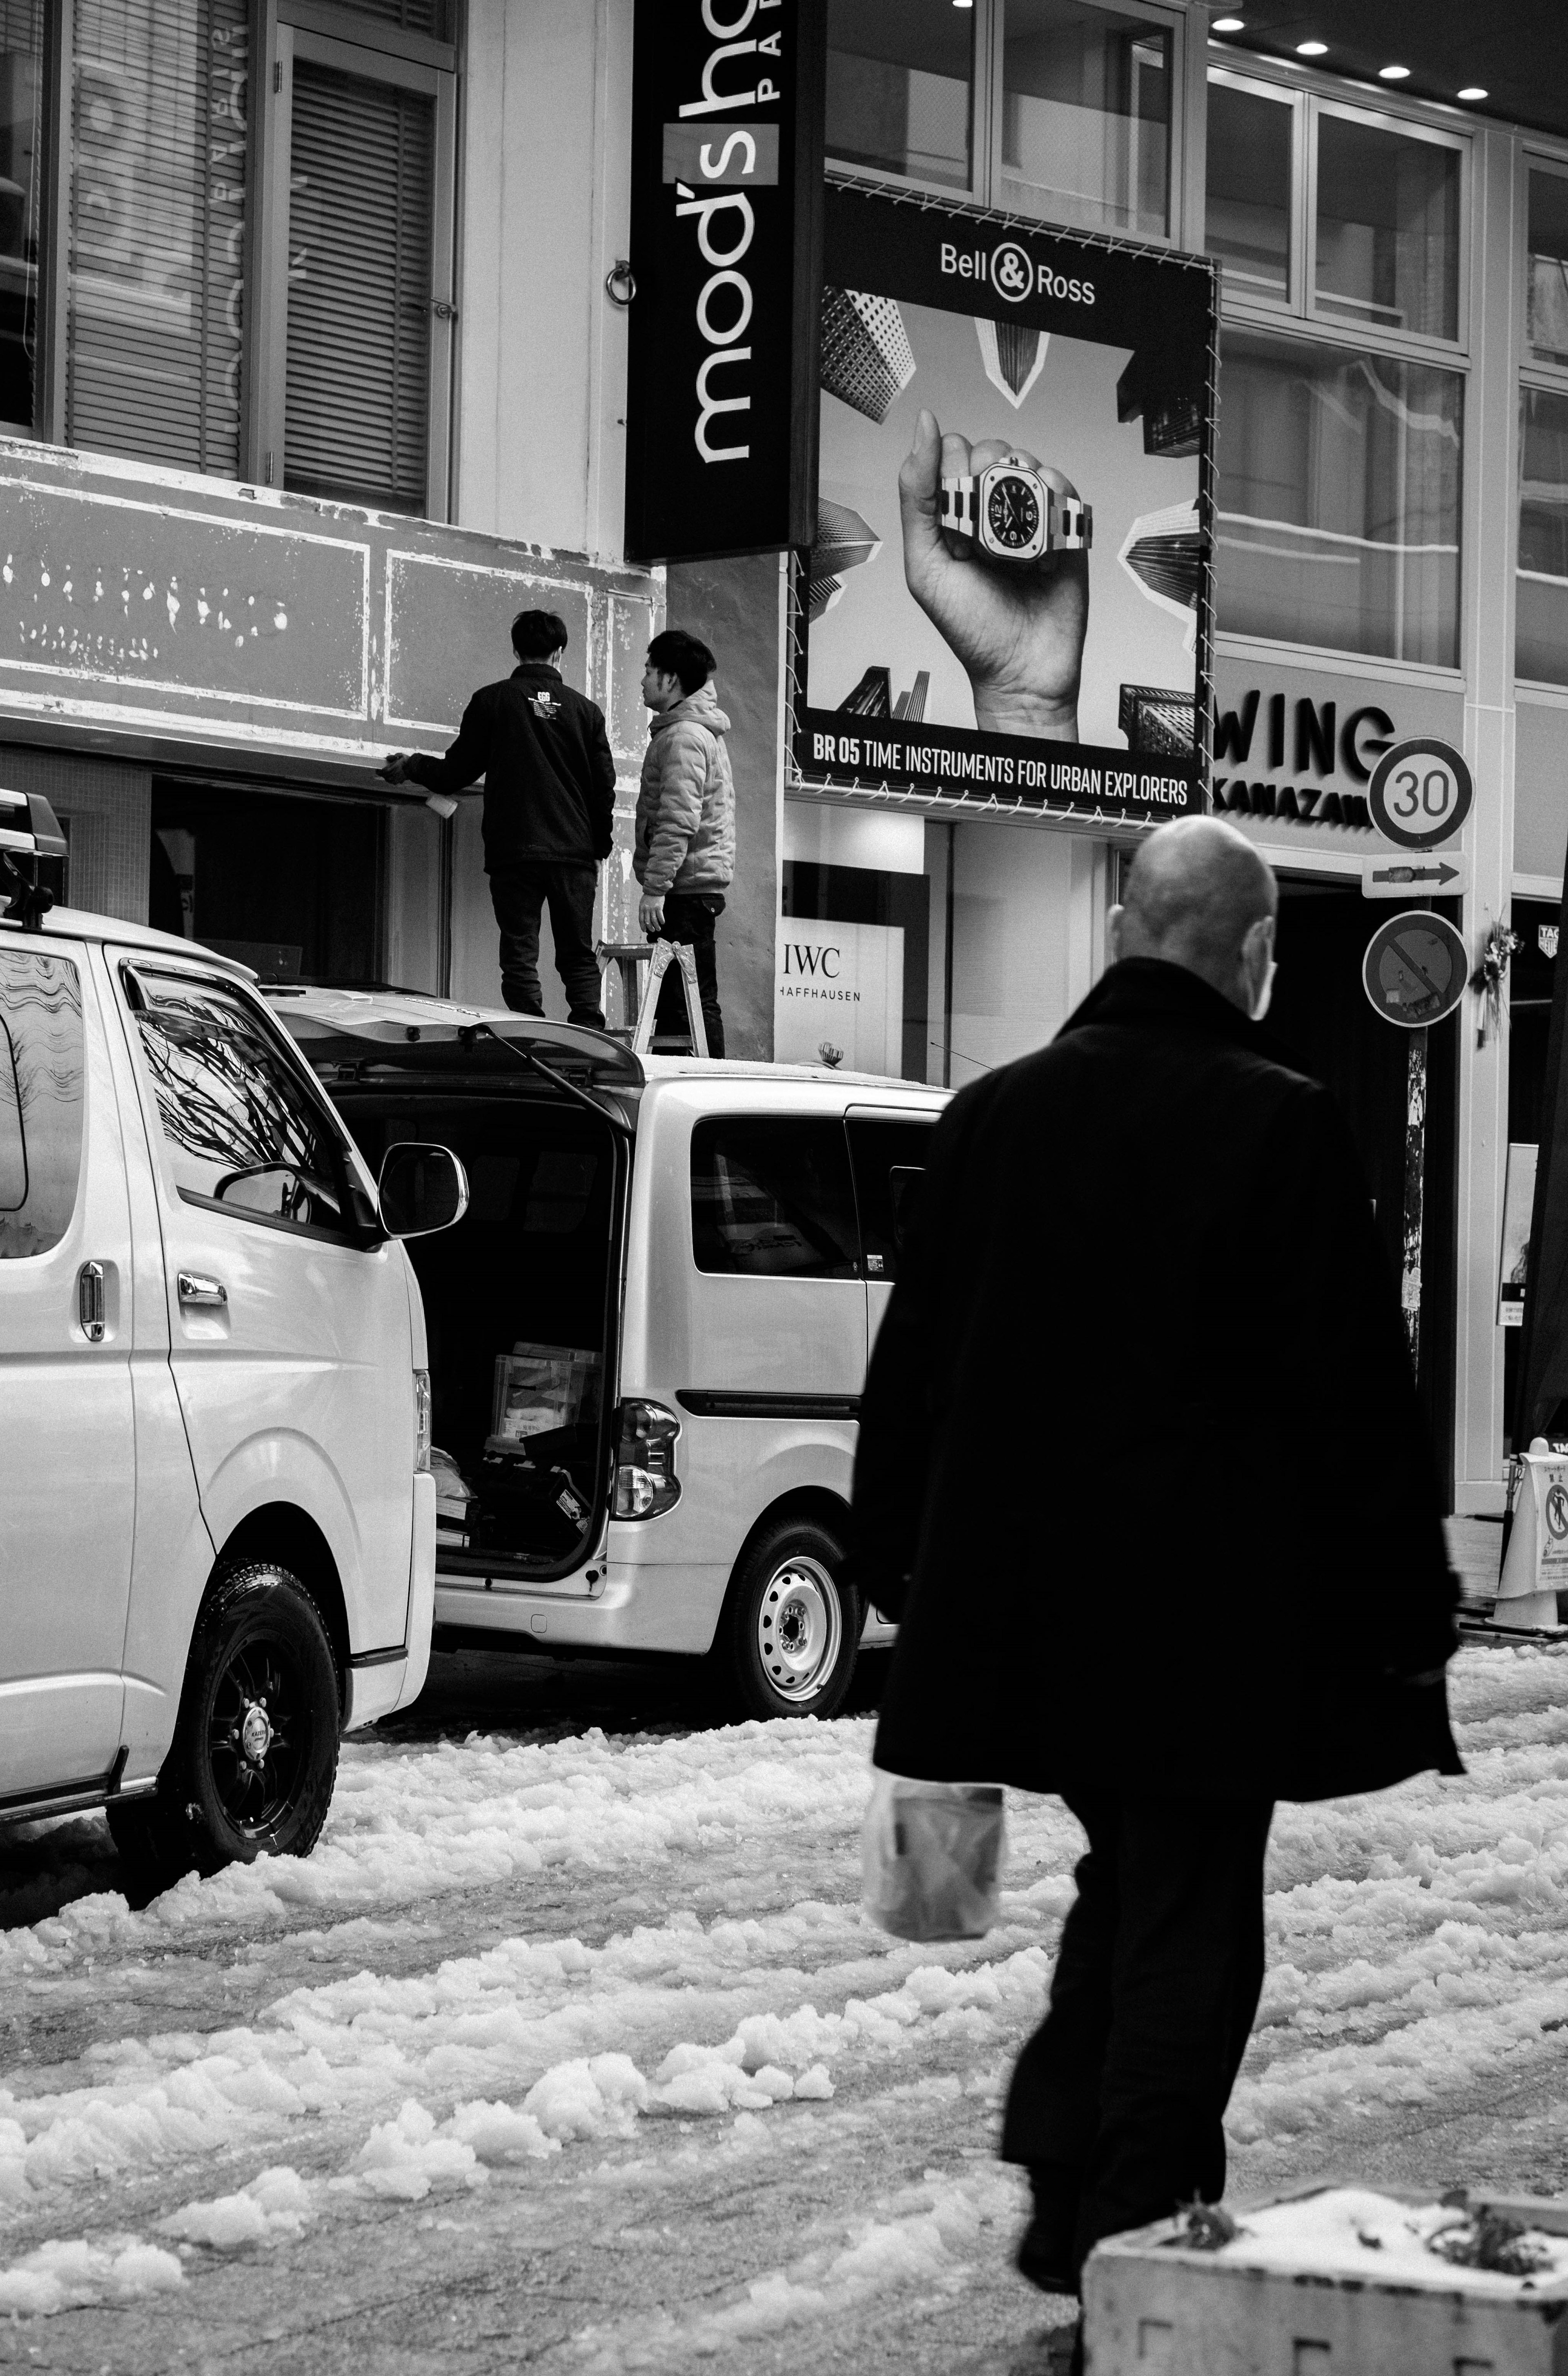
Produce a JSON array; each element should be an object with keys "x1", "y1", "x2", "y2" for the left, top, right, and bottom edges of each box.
[
  {"x1": 108, "y1": 1563, "x2": 340, "y2": 1888},
  {"x1": 719, "y1": 1517, "x2": 860, "y2": 1721}
]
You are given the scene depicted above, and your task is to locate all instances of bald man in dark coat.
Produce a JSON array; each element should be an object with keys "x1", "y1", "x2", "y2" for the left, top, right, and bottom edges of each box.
[{"x1": 850, "y1": 817, "x2": 1460, "y2": 2353}]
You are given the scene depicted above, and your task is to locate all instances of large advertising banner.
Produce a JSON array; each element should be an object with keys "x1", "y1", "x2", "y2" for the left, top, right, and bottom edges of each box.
[{"x1": 794, "y1": 180, "x2": 1216, "y2": 826}]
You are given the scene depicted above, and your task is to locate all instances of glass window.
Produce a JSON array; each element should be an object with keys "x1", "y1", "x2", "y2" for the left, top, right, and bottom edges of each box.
[
  {"x1": 67, "y1": 0, "x2": 250, "y2": 477},
  {"x1": 128, "y1": 969, "x2": 353, "y2": 1236},
  {"x1": 1205, "y1": 78, "x2": 1292, "y2": 304},
  {"x1": 1528, "y1": 169, "x2": 1568, "y2": 367},
  {"x1": 825, "y1": 0, "x2": 973, "y2": 192},
  {"x1": 1314, "y1": 115, "x2": 1459, "y2": 343},
  {"x1": 1217, "y1": 330, "x2": 1462, "y2": 668},
  {"x1": 691, "y1": 1118, "x2": 859, "y2": 1279},
  {"x1": 846, "y1": 1117, "x2": 934, "y2": 1281},
  {"x1": 0, "y1": 950, "x2": 85, "y2": 1259},
  {"x1": 1519, "y1": 386, "x2": 1568, "y2": 687},
  {"x1": 0, "y1": 0, "x2": 42, "y2": 431},
  {"x1": 285, "y1": 58, "x2": 435, "y2": 511},
  {"x1": 1001, "y1": 0, "x2": 1171, "y2": 240}
]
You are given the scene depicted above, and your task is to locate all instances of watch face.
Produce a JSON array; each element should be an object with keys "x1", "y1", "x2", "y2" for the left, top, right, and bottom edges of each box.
[{"x1": 986, "y1": 473, "x2": 1040, "y2": 551}]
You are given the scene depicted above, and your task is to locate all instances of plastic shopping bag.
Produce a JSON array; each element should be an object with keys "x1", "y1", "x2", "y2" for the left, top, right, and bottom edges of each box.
[{"x1": 860, "y1": 1770, "x2": 1006, "y2": 1943}]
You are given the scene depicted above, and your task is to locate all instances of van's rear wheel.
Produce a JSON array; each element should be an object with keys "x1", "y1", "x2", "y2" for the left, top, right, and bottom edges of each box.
[
  {"x1": 720, "y1": 1518, "x2": 860, "y2": 1721},
  {"x1": 108, "y1": 1563, "x2": 340, "y2": 1891}
]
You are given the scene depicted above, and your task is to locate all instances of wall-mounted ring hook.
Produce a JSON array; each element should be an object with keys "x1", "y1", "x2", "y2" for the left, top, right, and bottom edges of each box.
[{"x1": 605, "y1": 259, "x2": 636, "y2": 309}]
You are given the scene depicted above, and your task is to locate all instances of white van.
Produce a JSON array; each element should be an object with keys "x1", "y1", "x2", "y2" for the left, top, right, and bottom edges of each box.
[
  {"x1": 0, "y1": 793, "x2": 466, "y2": 1875},
  {"x1": 274, "y1": 987, "x2": 947, "y2": 1718}
]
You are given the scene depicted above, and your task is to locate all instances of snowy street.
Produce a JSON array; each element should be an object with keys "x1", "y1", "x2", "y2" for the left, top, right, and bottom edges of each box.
[{"x1": 4, "y1": 1637, "x2": 1568, "y2": 2374}]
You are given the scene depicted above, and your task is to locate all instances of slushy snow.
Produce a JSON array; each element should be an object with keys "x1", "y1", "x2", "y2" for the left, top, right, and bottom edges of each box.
[{"x1": 3, "y1": 1642, "x2": 1568, "y2": 2365}]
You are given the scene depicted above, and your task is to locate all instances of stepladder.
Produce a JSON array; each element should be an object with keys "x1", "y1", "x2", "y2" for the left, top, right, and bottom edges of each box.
[{"x1": 597, "y1": 938, "x2": 709, "y2": 1057}]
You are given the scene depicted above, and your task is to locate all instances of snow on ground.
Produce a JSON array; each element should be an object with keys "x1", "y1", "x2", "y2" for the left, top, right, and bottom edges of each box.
[{"x1": 2, "y1": 1642, "x2": 1568, "y2": 2372}]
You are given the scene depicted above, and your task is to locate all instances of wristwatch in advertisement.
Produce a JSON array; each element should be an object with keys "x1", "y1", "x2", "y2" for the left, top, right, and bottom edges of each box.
[{"x1": 939, "y1": 457, "x2": 1093, "y2": 561}]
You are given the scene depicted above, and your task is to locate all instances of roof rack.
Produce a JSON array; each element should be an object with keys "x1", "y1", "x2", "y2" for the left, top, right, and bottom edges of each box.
[{"x1": 0, "y1": 788, "x2": 68, "y2": 931}]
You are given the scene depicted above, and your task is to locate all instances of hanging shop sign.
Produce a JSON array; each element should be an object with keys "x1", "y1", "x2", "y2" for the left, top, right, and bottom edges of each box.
[
  {"x1": 792, "y1": 179, "x2": 1216, "y2": 827},
  {"x1": 1208, "y1": 665, "x2": 1470, "y2": 833},
  {"x1": 624, "y1": 0, "x2": 826, "y2": 564},
  {"x1": 1361, "y1": 911, "x2": 1468, "y2": 1030}
]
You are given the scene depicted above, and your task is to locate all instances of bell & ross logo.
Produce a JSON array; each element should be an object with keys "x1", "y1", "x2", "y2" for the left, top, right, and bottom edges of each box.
[
  {"x1": 674, "y1": 0, "x2": 783, "y2": 468},
  {"x1": 938, "y1": 239, "x2": 1096, "y2": 307}
]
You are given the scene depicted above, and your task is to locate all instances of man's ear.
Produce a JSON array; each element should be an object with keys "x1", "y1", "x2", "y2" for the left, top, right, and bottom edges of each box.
[{"x1": 1107, "y1": 904, "x2": 1125, "y2": 964}]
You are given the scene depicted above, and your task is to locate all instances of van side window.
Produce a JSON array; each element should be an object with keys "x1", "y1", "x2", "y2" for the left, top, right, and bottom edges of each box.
[
  {"x1": 127, "y1": 970, "x2": 352, "y2": 1239},
  {"x1": 691, "y1": 1118, "x2": 859, "y2": 1278},
  {"x1": 847, "y1": 1117, "x2": 936, "y2": 1281},
  {"x1": 0, "y1": 951, "x2": 85, "y2": 1260}
]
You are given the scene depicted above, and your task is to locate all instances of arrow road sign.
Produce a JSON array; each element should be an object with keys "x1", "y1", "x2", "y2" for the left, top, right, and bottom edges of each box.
[
  {"x1": 1362, "y1": 910, "x2": 1469, "y2": 1030},
  {"x1": 1361, "y1": 855, "x2": 1470, "y2": 899}
]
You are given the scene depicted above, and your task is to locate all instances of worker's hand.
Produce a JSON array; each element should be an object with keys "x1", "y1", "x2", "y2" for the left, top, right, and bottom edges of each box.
[
  {"x1": 898, "y1": 408, "x2": 1087, "y2": 743},
  {"x1": 639, "y1": 894, "x2": 666, "y2": 935},
  {"x1": 379, "y1": 752, "x2": 414, "y2": 785}
]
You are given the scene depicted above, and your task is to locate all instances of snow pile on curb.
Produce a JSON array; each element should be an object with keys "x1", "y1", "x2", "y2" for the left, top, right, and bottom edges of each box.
[
  {"x1": 0, "y1": 2236, "x2": 184, "y2": 2316},
  {"x1": 158, "y1": 2165, "x2": 315, "y2": 2249}
]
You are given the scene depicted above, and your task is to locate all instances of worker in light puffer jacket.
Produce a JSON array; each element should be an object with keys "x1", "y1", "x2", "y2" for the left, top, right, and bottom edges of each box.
[{"x1": 635, "y1": 627, "x2": 736, "y2": 1057}]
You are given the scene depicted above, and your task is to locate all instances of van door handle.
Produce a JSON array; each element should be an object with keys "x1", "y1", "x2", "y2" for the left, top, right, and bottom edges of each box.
[
  {"x1": 177, "y1": 1271, "x2": 228, "y2": 1309},
  {"x1": 78, "y1": 1260, "x2": 106, "y2": 1341}
]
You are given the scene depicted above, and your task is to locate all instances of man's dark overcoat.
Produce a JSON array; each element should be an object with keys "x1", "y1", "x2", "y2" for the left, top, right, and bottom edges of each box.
[{"x1": 854, "y1": 958, "x2": 1462, "y2": 1804}]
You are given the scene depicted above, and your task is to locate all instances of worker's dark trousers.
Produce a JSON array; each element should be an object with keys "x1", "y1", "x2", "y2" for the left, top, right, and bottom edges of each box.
[
  {"x1": 1001, "y1": 1789, "x2": 1274, "y2": 2286},
  {"x1": 490, "y1": 861, "x2": 604, "y2": 1027},
  {"x1": 652, "y1": 891, "x2": 725, "y2": 1056}
]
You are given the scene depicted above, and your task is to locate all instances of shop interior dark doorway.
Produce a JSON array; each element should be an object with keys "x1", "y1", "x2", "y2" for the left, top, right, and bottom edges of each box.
[
  {"x1": 149, "y1": 782, "x2": 385, "y2": 985},
  {"x1": 1267, "y1": 878, "x2": 1460, "y2": 1500}
]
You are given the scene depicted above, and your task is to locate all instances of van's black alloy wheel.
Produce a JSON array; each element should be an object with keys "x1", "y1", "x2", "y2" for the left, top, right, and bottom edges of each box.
[
  {"x1": 719, "y1": 1516, "x2": 860, "y2": 1721},
  {"x1": 107, "y1": 1563, "x2": 340, "y2": 1892}
]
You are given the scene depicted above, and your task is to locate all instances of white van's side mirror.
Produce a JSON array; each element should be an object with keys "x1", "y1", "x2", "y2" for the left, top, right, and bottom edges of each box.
[{"x1": 378, "y1": 1143, "x2": 470, "y2": 1239}]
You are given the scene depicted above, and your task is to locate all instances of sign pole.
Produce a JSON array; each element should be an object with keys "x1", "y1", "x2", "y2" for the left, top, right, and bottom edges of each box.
[{"x1": 1401, "y1": 1023, "x2": 1428, "y2": 1371}]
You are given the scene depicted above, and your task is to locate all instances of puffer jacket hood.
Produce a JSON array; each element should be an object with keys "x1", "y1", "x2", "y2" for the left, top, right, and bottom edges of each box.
[{"x1": 635, "y1": 681, "x2": 737, "y2": 896}]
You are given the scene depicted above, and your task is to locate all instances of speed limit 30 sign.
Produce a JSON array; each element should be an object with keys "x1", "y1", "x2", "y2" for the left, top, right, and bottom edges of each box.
[{"x1": 1367, "y1": 738, "x2": 1473, "y2": 850}]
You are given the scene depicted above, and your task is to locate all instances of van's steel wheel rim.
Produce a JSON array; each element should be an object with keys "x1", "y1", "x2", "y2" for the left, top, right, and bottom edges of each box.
[
  {"x1": 209, "y1": 1636, "x2": 308, "y2": 1837},
  {"x1": 757, "y1": 1557, "x2": 842, "y2": 1703}
]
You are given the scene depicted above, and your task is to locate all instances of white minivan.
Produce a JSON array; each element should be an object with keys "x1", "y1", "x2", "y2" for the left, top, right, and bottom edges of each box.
[
  {"x1": 0, "y1": 792, "x2": 466, "y2": 1876},
  {"x1": 275, "y1": 985, "x2": 947, "y2": 1719}
]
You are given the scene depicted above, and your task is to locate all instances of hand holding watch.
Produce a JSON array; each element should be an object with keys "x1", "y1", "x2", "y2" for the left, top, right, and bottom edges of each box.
[
  {"x1": 898, "y1": 410, "x2": 1091, "y2": 743},
  {"x1": 939, "y1": 456, "x2": 1092, "y2": 561}
]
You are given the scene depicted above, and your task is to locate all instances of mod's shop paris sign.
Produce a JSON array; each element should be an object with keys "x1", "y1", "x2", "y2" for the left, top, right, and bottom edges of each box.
[
  {"x1": 624, "y1": 0, "x2": 825, "y2": 563},
  {"x1": 774, "y1": 916, "x2": 903, "y2": 1076},
  {"x1": 793, "y1": 179, "x2": 1216, "y2": 828}
]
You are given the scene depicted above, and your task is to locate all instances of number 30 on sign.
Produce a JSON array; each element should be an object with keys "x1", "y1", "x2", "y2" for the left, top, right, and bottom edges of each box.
[{"x1": 1367, "y1": 738, "x2": 1474, "y2": 851}]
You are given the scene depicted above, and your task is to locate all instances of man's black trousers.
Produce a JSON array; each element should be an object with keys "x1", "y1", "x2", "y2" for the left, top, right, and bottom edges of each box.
[
  {"x1": 489, "y1": 861, "x2": 604, "y2": 1027},
  {"x1": 653, "y1": 890, "x2": 725, "y2": 1057},
  {"x1": 1001, "y1": 1789, "x2": 1274, "y2": 2284}
]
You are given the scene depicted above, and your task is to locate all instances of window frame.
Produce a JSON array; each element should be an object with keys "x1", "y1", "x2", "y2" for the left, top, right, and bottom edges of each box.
[
  {"x1": 1209, "y1": 62, "x2": 1471, "y2": 365},
  {"x1": 18, "y1": 0, "x2": 460, "y2": 517},
  {"x1": 822, "y1": 0, "x2": 992, "y2": 207},
  {"x1": 257, "y1": 10, "x2": 457, "y2": 518},
  {"x1": 987, "y1": 0, "x2": 1187, "y2": 249},
  {"x1": 1516, "y1": 152, "x2": 1568, "y2": 693}
]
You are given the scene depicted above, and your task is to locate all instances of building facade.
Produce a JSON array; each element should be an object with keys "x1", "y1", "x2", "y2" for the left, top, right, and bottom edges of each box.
[{"x1": 0, "y1": 0, "x2": 1563, "y2": 1513}]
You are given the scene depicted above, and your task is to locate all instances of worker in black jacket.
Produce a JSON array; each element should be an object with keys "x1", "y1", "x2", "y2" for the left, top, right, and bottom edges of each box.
[{"x1": 382, "y1": 609, "x2": 617, "y2": 1026}]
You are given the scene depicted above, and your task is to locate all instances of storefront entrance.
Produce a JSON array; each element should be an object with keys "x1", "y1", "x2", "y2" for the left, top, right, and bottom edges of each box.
[
  {"x1": 1269, "y1": 880, "x2": 1460, "y2": 1491},
  {"x1": 147, "y1": 780, "x2": 439, "y2": 989}
]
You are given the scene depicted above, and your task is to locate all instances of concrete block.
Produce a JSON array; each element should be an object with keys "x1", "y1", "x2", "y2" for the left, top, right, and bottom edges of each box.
[{"x1": 1084, "y1": 2188, "x2": 1568, "y2": 2374}]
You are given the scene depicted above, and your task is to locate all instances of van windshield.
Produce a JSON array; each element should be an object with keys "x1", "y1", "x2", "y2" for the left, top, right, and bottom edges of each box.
[{"x1": 333, "y1": 1092, "x2": 618, "y2": 1579}]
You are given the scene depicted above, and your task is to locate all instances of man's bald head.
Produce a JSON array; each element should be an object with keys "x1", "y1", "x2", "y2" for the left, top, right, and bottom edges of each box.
[{"x1": 1113, "y1": 817, "x2": 1278, "y2": 1014}]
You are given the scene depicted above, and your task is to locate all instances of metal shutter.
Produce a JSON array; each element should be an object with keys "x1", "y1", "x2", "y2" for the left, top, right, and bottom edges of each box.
[
  {"x1": 66, "y1": 0, "x2": 248, "y2": 475},
  {"x1": 314, "y1": 0, "x2": 447, "y2": 32},
  {"x1": 284, "y1": 60, "x2": 432, "y2": 513}
]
